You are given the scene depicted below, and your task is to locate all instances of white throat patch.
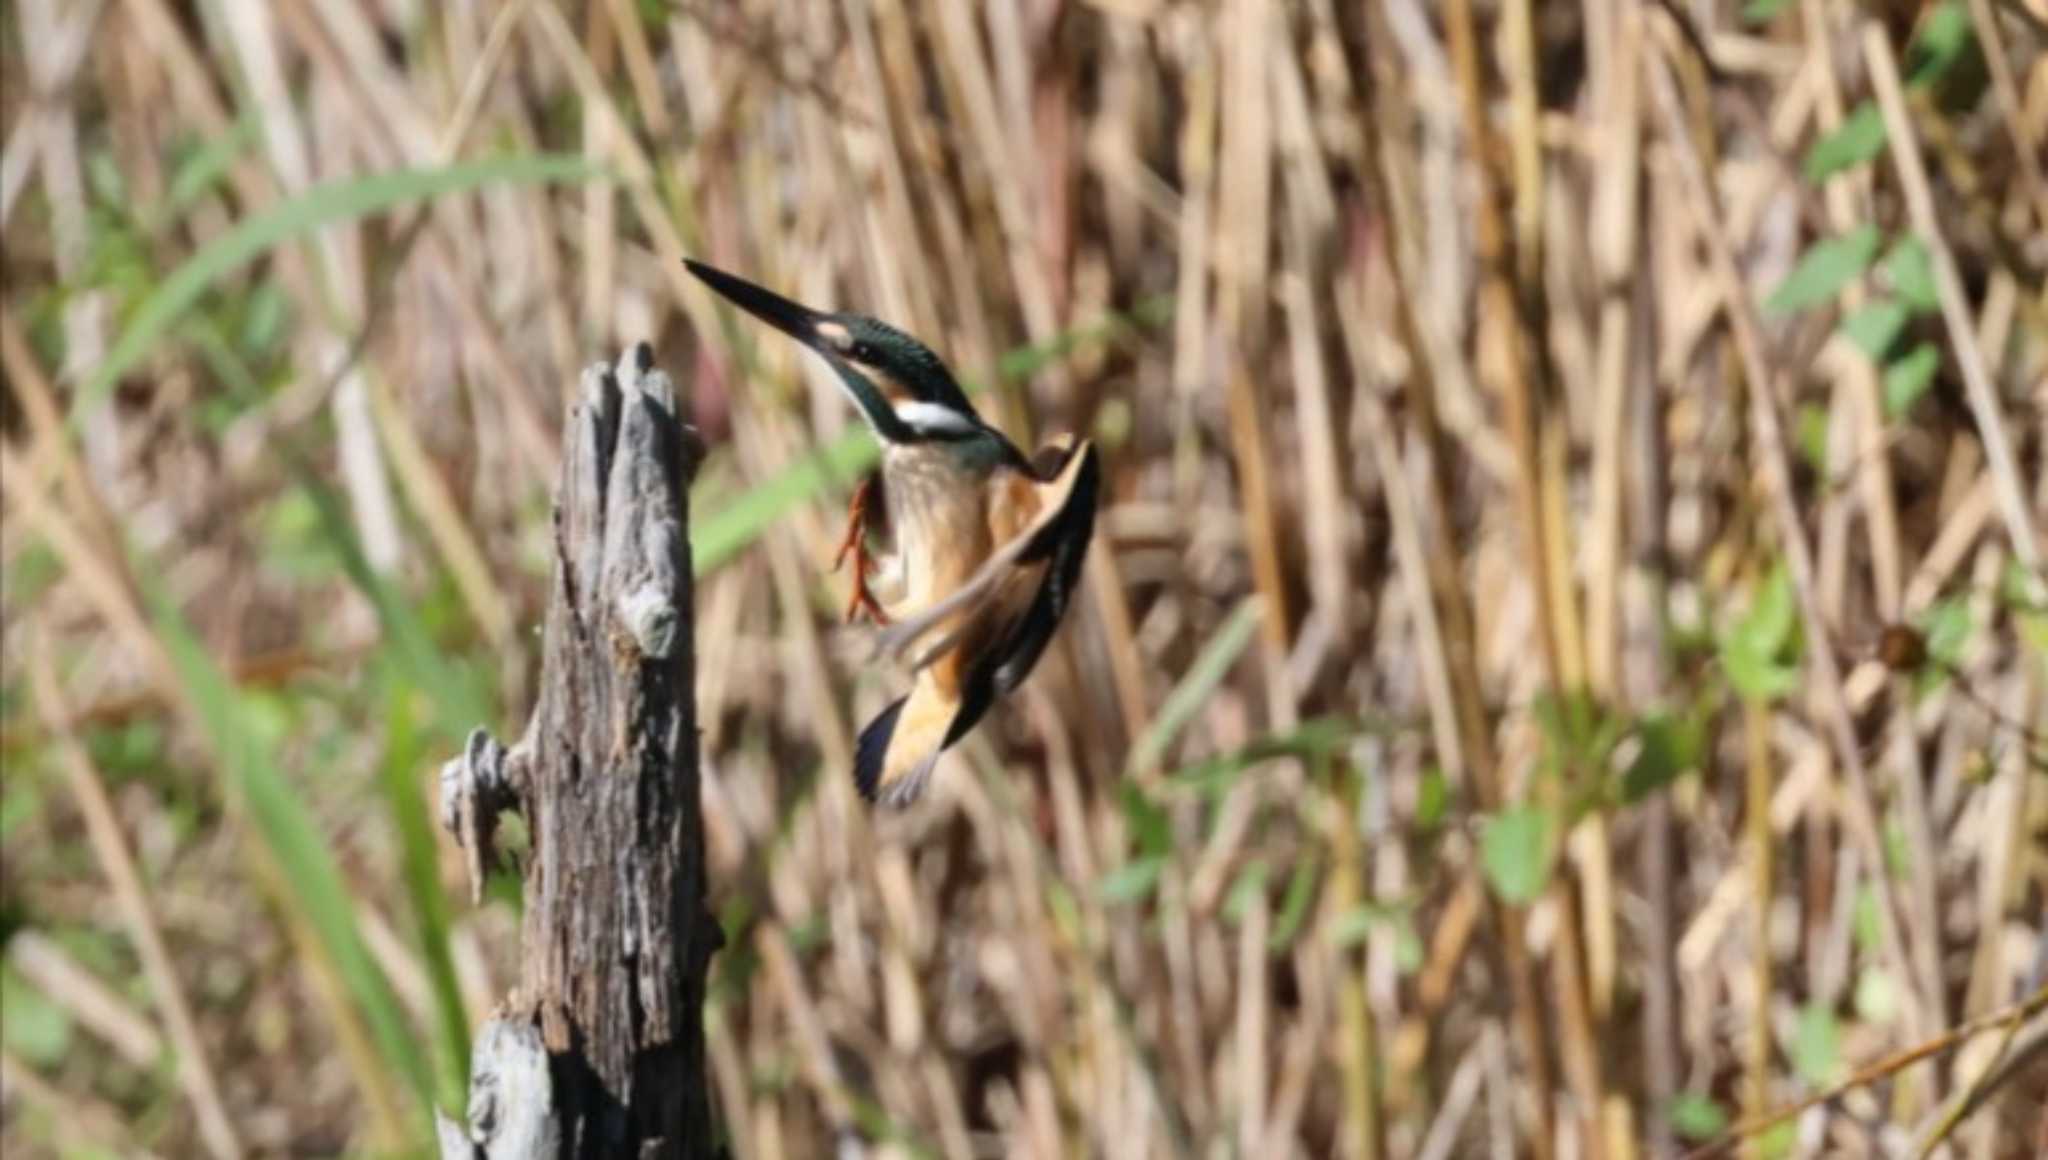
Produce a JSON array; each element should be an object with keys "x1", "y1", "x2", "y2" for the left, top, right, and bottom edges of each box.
[{"x1": 894, "y1": 400, "x2": 975, "y2": 436}]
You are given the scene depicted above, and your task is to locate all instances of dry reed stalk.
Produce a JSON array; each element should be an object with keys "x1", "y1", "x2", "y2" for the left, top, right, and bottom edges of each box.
[
  {"x1": 5, "y1": 928, "x2": 163, "y2": 1069},
  {"x1": 1625, "y1": 212, "x2": 1681, "y2": 1160},
  {"x1": 8, "y1": 2, "x2": 2045, "y2": 1154},
  {"x1": 0, "y1": 308, "x2": 124, "y2": 571},
  {"x1": 1740, "y1": 699, "x2": 1773, "y2": 1159},
  {"x1": 1328, "y1": 758, "x2": 1386, "y2": 1160},
  {"x1": 1574, "y1": 6, "x2": 1650, "y2": 1149}
]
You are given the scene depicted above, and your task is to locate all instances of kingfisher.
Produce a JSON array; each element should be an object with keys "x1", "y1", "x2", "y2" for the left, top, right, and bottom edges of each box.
[{"x1": 686, "y1": 260, "x2": 1100, "y2": 807}]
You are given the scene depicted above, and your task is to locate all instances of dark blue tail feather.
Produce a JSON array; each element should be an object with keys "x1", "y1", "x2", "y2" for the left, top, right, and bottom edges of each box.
[{"x1": 853, "y1": 696, "x2": 909, "y2": 802}]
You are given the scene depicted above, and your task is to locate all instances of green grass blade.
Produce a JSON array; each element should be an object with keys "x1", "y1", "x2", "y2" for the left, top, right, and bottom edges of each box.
[
  {"x1": 378, "y1": 674, "x2": 471, "y2": 1113},
  {"x1": 690, "y1": 294, "x2": 1174, "y2": 576},
  {"x1": 80, "y1": 154, "x2": 607, "y2": 418},
  {"x1": 143, "y1": 582, "x2": 434, "y2": 1116},
  {"x1": 158, "y1": 117, "x2": 259, "y2": 226},
  {"x1": 1126, "y1": 595, "x2": 1265, "y2": 777}
]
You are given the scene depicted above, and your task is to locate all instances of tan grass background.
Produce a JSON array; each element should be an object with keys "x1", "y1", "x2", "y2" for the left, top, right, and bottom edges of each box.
[{"x1": 1, "y1": 0, "x2": 2045, "y2": 1157}]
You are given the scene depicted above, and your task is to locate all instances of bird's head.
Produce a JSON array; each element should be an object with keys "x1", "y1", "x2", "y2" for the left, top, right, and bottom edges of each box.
[{"x1": 687, "y1": 260, "x2": 980, "y2": 444}]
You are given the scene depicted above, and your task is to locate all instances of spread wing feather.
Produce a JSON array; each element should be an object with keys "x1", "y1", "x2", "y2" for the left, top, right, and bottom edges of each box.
[
  {"x1": 853, "y1": 438, "x2": 1100, "y2": 806},
  {"x1": 870, "y1": 438, "x2": 1099, "y2": 666}
]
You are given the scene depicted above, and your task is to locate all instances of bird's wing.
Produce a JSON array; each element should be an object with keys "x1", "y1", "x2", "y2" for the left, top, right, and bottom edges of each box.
[
  {"x1": 988, "y1": 439, "x2": 1100, "y2": 693},
  {"x1": 850, "y1": 437, "x2": 1099, "y2": 808},
  {"x1": 869, "y1": 437, "x2": 1099, "y2": 670}
]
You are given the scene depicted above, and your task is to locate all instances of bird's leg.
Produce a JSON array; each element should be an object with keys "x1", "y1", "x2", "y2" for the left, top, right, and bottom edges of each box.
[
  {"x1": 830, "y1": 477, "x2": 871, "y2": 573},
  {"x1": 833, "y1": 476, "x2": 890, "y2": 626}
]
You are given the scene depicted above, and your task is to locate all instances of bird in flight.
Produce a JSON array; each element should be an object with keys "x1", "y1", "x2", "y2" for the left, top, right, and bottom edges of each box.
[{"x1": 687, "y1": 260, "x2": 1100, "y2": 807}]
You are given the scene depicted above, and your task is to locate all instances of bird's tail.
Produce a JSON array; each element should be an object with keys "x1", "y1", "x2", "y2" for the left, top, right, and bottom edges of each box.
[{"x1": 852, "y1": 678, "x2": 956, "y2": 806}]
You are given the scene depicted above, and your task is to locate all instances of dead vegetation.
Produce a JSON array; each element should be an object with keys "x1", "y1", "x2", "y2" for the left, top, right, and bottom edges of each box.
[{"x1": 1, "y1": 0, "x2": 2045, "y2": 1157}]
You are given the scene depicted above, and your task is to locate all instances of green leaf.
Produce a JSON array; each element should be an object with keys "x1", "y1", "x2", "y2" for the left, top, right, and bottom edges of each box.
[
  {"x1": 1758, "y1": 1120, "x2": 1798, "y2": 1159},
  {"x1": 1622, "y1": 711, "x2": 1702, "y2": 804},
  {"x1": 1882, "y1": 237, "x2": 1940, "y2": 312},
  {"x1": 785, "y1": 913, "x2": 830, "y2": 954},
  {"x1": 1745, "y1": 568, "x2": 1798, "y2": 658},
  {"x1": 1415, "y1": 765, "x2": 1449, "y2": 830},
  {"x1": 159, "y1": 117, "x2": 259, "y2": 226},
  {"x1": 1906, "y1": 2, "x2": 1974, "y2": 89},
  {"x1": 1884, "y1": 819, "x2": 1913, "y2": 876},
  {"x1": 1393, "y1": 921, "x2": 1423, "y2": 973},
  {"x1": 1126, "y1": 596, "x2": 1265, "y2": 777},
  {"x1": 1853, "y1": 887, "x2": 1883, "y2": 955},
  {"x1": 1533, "y1": 689, "x2": 1622, "y2": 779},
  {"x1": 1998, "y1": 560, "x2": 2047, "y2": 614},
  {"x1": 0, "y1": 776, "x2": 41, "y2": 841},
  {"x1": 1098, "y1": 856, "x2": 1166, "y2": 905},
  {"x1": 1855, "y1": 968, "x2": 1899, "y2": 1024},
  {"x1": 1792, "y1": 1003, "x2": 1842, "y2": 1085},
  {"x1": 1802, "y1": 103, "x2": 1887, "y2": 181},
  {"x1": 1671, "y1": 1092, "x2": 1729, "y2": 1142},
  {"x1": 1919, "y1": 598, "x2": 1972, "y2": 668},
  {"x1": 1795, "y1": 403, "x2": 1831, "y2": 474},
  {"x1": 1224, "y1": 860, "x2": 1269, "y2": 923},
  {"x1": 1119, "y1": 782, "x2": 1173, "y2": 859},
  {"x1": 1883, "y1": 343, "x2": 1940, "y2": 416},
  {"x1": 1329, "y1": 905, "x2": 1424, "y2": 971},
  {"x1": 1764, "y1": 226, "x2": 1881, "y2": 316},
  {"x1": 1480, "y1": 806, "x2": 1554, "y2": 906},
  {"x1": 1720, "y1": 565, "x2": 1802, "y2": 702},
  {"x1": 1841, "y1": 299, "x2": 1909, "y2": 360},
  {"x1": 1723, "y1": 644, "x2": 1799, "y2": 702},
  {"x1": 1268, "y1": 855, "x2": 1320, "y2": 949},
  {"x1": 79, "y1": 154, "x2": 607, "y2": 419},
  {"x1": 0, "y1": 969, "x2": 73, "y2": 1066},
  {"x1": 1331, "y1": 907, "x2": 1377, "y2": 948},
  {"x1": 1741, "y1": 0, "x2": 1793, "y2": 23}
]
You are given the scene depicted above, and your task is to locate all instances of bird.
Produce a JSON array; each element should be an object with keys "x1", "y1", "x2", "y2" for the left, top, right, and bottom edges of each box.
[{"x1": 686, "y1": 259, "x2": 1100, "y2": 807}]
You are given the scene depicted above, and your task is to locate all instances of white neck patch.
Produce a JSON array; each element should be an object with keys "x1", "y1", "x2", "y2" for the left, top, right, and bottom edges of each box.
[{"x1": 894, "y1": 399, "x2": 975, "y2": 436}]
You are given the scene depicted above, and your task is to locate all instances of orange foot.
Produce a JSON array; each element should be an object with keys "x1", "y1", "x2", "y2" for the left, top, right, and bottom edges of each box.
[{"x1": 833, "y1": 477, "x2": 890, "y2": 626}]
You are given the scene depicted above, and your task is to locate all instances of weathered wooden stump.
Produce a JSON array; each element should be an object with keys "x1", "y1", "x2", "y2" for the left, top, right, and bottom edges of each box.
[{"x1": 436, "y1": 344, "x2": 720, "y2": 1158}]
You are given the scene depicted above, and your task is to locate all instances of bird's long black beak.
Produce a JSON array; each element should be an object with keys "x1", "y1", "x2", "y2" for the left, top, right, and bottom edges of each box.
[{"x1": 685, "y1": 260, "x2": 838, "y2": 353}]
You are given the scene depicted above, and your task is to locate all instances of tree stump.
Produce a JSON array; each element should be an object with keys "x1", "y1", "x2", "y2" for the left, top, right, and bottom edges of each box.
[{"x1": 436, "y1": 344, "x2": 720, "y2": 1158}]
